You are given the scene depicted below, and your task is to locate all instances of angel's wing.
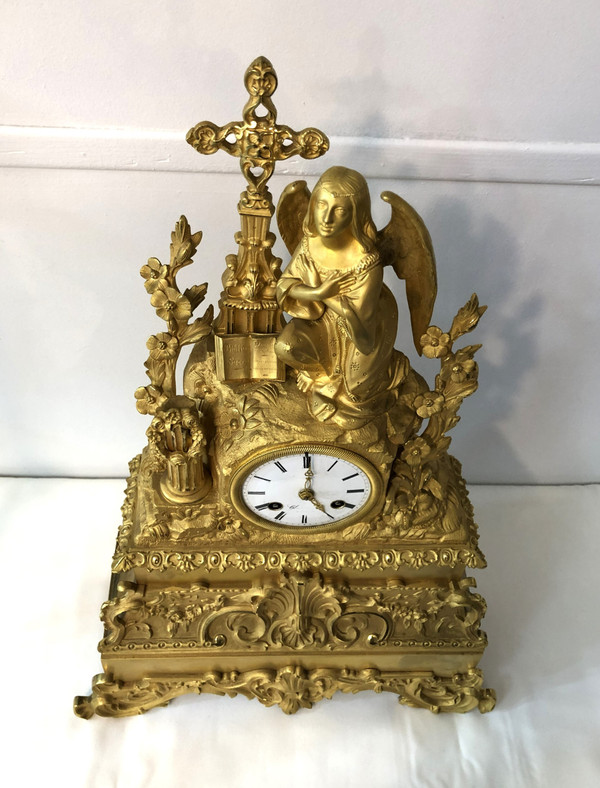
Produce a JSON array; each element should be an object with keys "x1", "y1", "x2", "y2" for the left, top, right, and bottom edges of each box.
[
  {"x1": 276, "y1": 180, "x2": 311, "y2": 256},
  {"x1": 377, "y1": 191, "x2": 437, "y2": 355}
]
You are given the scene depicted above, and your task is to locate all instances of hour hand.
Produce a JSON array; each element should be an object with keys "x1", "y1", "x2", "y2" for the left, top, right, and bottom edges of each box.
[{"x1": 298, "y1": 487, "x2": 325, "y2": 512}]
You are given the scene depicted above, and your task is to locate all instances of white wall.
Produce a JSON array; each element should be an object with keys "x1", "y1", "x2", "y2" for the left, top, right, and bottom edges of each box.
[
  {"x1": 3, "y1": 1, "x2": 600, "y2": 143},
  {"x1": 1, "y1": 0, "x2": 599, "y2": 483}
]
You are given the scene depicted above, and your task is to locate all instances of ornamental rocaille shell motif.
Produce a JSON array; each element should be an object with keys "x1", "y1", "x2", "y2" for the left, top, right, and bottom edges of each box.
[
  {"x1": 98, "y1": 574, "x2": 487, "y2": 654},
  {"x1": 75, "y1": 57, "x2": 495, "y2": 718},
  {"x1": 75, "y1": 667, "x2": 495, "y2": 719}
]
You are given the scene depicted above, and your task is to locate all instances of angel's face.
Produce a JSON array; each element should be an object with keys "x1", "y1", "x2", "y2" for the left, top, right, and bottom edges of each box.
[{"x1": 313, "y1": 188, "x2": 353, "y2": 239}]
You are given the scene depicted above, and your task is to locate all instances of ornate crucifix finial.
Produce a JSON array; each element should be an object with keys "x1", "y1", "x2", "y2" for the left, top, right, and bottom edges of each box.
[
  {"x1": 187, "y1": 56, "x2": 329, "y2": 197},
  {"x1": 185, "y1": 57, "x2": 330, "y2": 383}
]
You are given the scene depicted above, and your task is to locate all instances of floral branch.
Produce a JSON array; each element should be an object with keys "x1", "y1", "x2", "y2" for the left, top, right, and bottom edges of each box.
[
  {"x1": 134, "y1": 216, "x2": 213, "y2": 415},
  {"x1": 221, "y1": 395, "x2": 263, "y2": 452},
  {"x1": 413, "y1": 293, "x2": 486, "y2": 460},
  {"x1": 383, "y1": 294, "x2": 486, "y2": 534},
  {"x1": 449, "y1": 293, "x2": 487, "y2": 343}
]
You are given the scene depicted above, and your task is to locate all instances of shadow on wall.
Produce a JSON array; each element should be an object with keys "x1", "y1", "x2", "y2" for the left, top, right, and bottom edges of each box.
[
  {"x1": 314, "y1": 44, "x2": 397, "y2": 139},
  {"x1": 324, "y1": 105, "x2": 545, "y2": 483},
  {"x1": 424, "y1": 196, "x2": 543, "y2": 484},
  {"x1": 319, "y1": 46, "x2": 553, "y2": 482},
  {"x1": 284, "y1": 49, "x2": 549, "y2": 484}
]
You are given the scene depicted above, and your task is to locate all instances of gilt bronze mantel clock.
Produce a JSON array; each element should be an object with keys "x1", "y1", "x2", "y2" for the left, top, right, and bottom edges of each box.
[{"x1": 75, "y1": 57, "x2": 496, "y2": 718}]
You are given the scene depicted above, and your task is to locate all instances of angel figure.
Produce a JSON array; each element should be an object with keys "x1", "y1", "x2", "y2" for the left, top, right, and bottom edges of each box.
[{"x1": 274, "y1": 166, "x2": 436, "y2": 426}]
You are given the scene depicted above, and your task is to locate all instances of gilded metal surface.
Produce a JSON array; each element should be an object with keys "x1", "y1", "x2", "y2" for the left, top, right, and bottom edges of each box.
[
  {"x1": 187, "y1": 57, "x2": 328, "y2": 195},
  {"x1": 98, "y1": 574, "x2": 488, "y2": 653},
  {"x1": 276, "y1": 173, "x2": 437, "y2": 358},
  {"x1": 76, "y1": 57, "x2": 494, "y2": 718},
  {"x1": 135, "y1": 216, "x2": 213, "y2": 412},
  {"x1": 75, "y1": 668, "x2": 495, "y2": 718},
  {"x1": 110, "y1": 454, "x2": 486, "y2": 576},
  {"x1": 187, "y1": 56, "x2": 329, "y2": 377},
  {"x1": 214, "y1": 334, "x2": 284, "y2": 381}
]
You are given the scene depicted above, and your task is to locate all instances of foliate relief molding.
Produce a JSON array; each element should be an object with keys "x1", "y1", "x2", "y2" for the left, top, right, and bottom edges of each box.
[
  {"x1": 74, "y1": 666, "x2": 496, "y2": 718},
  {"x1": 100, "y1": 575, "x2": 488, "y2": 653},
  {"x1": 113, "y1": 454, "x2": 141, "y2": 565},
  {"x1": 113, "y1": 456, "x2": 485, "y2": 573},
  {"x1": 112, "y1": 546, "x2": 485, "y2": 574}
]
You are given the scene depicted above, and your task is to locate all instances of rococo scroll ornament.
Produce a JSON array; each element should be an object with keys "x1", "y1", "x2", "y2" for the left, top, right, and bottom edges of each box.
[{"x1": 75, "y1": 57, "x2": 495, "y2": 718}]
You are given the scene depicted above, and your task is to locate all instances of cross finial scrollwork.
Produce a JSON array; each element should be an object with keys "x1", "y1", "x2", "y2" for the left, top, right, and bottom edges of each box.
[{"x1": 186, "y1": 56, "x2": 329, "y2": 195}]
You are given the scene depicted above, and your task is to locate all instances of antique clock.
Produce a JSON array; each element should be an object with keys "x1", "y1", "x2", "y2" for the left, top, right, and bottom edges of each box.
[{"x1": 75, "y1": 57, "x2": 495, "y2": 718}]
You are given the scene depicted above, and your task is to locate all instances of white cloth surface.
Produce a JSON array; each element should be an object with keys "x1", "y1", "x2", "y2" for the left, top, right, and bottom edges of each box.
[{"x1": 1, "y1": 478, "x2": 599, "y2": 788}]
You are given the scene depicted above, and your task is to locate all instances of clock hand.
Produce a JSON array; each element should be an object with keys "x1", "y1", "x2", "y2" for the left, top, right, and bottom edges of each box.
[
  {"x1": 298, "y1": 468, "x2": 326, "y2": 512},
  {"x1": 309, "y1": 496, "x2": 325, "y2": 512},
  {"x1": 298, "y1": 488, "x2": 326, "y2": 512},
  {"x1": 298, "y1": 467, "x2": 315, "y2": 498}
]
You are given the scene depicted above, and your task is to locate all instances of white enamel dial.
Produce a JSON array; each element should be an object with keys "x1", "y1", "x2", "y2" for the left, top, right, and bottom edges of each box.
[{"x1": 233, "y1": 446, "x2": 378, "y2": 529}]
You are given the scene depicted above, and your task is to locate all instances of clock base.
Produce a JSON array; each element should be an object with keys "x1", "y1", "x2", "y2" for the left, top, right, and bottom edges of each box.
[
  {"x1": 74, "y1": 665, "x2": 495, "y2": 718},
  {"x1": 74, "y1": 566, "x2": 495, "y2": 717}
]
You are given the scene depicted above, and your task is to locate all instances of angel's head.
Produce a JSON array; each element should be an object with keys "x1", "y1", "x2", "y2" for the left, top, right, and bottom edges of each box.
[{"x1": 304, "y1": 166, "x2": 377, "y2": 253}]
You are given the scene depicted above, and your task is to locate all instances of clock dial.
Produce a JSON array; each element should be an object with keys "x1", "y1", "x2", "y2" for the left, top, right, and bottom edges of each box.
[{"x1": 231, "y1": 445, "x2": 380, "y2": 529}]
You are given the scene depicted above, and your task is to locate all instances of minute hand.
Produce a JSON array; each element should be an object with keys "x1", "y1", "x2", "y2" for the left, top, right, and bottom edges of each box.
[{"x1": 298, "y1": 468, "x2": 326, "y2": 512}]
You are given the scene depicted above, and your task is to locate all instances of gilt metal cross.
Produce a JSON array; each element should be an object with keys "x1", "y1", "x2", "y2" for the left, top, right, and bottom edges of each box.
[{"x1": 186, "y1": 56, "x2": 329, "y2": 194}]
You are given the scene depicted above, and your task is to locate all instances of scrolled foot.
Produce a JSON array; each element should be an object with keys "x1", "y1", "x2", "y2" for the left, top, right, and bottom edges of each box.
[
  {"x1": 73, "y1": 673, "x2": 109, "y2": 719},
  {"x1": 73, "y1": 694, "x2": 96, "y2": 719},
  {"x1": 399, "y1": 669, "x2": 496, "y2": 714},
  {"x1": 477, "y1": 687, "x2": 497, "y2": 713},
  {"x1": 73, "y1": 673, "x2": 197, "y2": 719}
]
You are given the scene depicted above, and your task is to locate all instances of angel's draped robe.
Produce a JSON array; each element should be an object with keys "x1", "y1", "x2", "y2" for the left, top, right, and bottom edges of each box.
[{"x1": 275, "y1": 237, "x2": 408, "y2": 423}]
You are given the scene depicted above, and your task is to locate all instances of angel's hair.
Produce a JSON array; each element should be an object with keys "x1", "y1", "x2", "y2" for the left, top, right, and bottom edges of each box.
[{"x1": 304, "y1": 166, "x2": 377, "y2": 253}]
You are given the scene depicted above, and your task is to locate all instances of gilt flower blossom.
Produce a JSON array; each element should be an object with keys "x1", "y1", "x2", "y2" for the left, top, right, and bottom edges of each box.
[
  {"x1": 288, "y1": 553, "x2": 318, "y2": 573},
  {"x1": 402, "y1": 437, "x2": 432, "y2": 467},
  {"x1": 398, "y1": 605, "x2": 429, "y2": 632},
  {"x1": 349, "y1": 552, "x2": 378, "y2": 571},
  {"x1": 146, "y1": 332, "x2": 178, "y2": 360},
  {"x1": 420, "y1": 326, "x2": 451, "y2": 359},
  {"x1": 177, "y1": 554, "x2": 200, "y2": 572},
  {"x1": 140, "y1": 257, "x2": 168, "y2": 293},
  {"x1": 247, "y1": 132, "x2": 272, "y2": 160},
  {"x1": 151, "y1": 286, "x2": 192, "y2": 323},
  {"x1": 134, "y1": 385, "x2": 167, "y2": 415},
  {"x1": 449, "y1": 358, "x2": 475, "y2": 383},
  {"x1": 414, "y1": 391, "x2": 445, "y2": 418},
  {"x1": 234, "y1": 553, "x2": 257, "y2": 572}
]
